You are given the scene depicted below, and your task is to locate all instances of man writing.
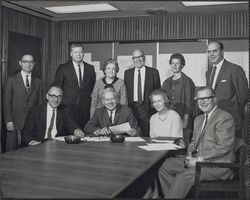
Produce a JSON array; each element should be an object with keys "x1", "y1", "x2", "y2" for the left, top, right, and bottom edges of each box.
[
  {"x1": 22, "y1": 86, "x2": 84, "y2": 146},
  {"x1": 145, "y1": 86, "x2": 235, "y2": 198},
  {"x1": 84, "y1": 87, "x2": 140, "y2": 137}
]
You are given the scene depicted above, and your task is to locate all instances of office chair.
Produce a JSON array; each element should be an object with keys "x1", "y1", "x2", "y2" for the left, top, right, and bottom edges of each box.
[{"x1": 194, "y1": 138, "x2": 247, "y2": 199}]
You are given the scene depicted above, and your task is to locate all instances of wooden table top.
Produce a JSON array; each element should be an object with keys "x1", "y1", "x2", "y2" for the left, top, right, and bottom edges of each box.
[{"x1": 0, "y1": 138, "x2": 169, "y2": 198}]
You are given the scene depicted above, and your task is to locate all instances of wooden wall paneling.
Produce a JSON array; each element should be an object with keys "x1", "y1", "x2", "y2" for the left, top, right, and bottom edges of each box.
[{"x1": 0, "y1": 4, "x2": 2, "y2": 153}]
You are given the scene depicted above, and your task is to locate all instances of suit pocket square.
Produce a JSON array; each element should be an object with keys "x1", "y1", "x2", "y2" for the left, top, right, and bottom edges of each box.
[{"x1": 220, "y1": 80, "x2": 227, "y2": 83}]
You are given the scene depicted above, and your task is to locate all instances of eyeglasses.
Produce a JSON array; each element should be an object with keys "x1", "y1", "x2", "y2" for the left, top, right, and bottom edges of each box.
[
  {"x1": 196, "y1": 96, "x2": 214, "y2": 102},
  {"x1": 21, "y1": 60, "x2": 34, "y2": 64},
  {"x1": 48, "y1": 94, "x2": 62, "y2": 99},
  {"x1": 132, "y1": 55, "x2": 144, "y2": 60}
]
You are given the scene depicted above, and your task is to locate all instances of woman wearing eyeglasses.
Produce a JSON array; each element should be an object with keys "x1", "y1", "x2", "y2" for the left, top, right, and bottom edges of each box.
[
  {"x1": 90, "y1": 59, "x2": 128, "y2": 116},
  {"x1": 162, "y1": 53, "x2": 195, "y2": 130},
  {"x1": 149, "y1": 89, "x2": 183, "y2": 138}
]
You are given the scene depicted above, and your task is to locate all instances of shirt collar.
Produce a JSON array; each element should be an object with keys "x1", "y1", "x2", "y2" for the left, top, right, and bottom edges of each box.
[
  {"x1": 21, "y1": 70, "x2": 31, "y2": 76},
  {"x1": 47, "y1": 103, "x2": 57, "y2": 111},
  {"x1": 206, "y1": 105, "x2": 217, "y2": 119},
  {"x1": 213, "y1": 58, "x2": 224, "y2": 69},
  {"x1": 72, "y1": 60, "x2": 84, "y2": 68}
]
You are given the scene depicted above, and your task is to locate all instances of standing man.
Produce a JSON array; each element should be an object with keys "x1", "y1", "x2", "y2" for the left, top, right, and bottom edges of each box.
[
  {"x1": 124, "y1": 49, "x2": 161, "y2": 137},
  {"x1": 3, "y1": 54, "x2": 42, "y2": 151},
  {"x1": 206, "y1": 41, "x2": 248, "y2": 138},
  {"x1": 53, "y1": 43, "x2": 96, "y2": 129},
  {"x1": 145, "y1": 86, "x2": 235, "y2": 198},
  {"x1": 22, "y1": 86, "x2": 84, "y2": 146}
]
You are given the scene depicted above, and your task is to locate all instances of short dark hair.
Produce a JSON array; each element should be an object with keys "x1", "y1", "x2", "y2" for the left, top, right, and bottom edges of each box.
[
  {"x1": 70, "y1": 43, "x2": 84, "y2": 51},
  {"x1": 149, "y1": 89, "x2": 170, "y2": 108},
  {"x1": 102, "y1": 58, "x2": 119, "y2": 74},
  {"x1": 209, "y1": 41, "x2": 224, "y2": 51},
  {"x1": 169, "y1": 53, "x2": 185, "y2": 66}
]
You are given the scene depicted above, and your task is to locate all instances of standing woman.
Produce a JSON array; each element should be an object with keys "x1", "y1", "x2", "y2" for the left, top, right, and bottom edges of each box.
[
  {"x1": 162, "y1": 53, "x2": 195, "y2": 130},
  {"x1": 90, "y1": 59, "x2": 128, "y2": 116},
  {"x1": 149, "y1": 89, "x2": 183, "y2": 138}
]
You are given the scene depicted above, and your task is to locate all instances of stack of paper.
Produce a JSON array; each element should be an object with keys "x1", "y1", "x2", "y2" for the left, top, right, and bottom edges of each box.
[{"x1": 138, "y1": 143, "x2": 183, "y2": 151}]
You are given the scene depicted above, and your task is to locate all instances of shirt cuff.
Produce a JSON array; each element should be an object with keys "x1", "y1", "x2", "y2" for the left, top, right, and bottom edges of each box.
[{"x1": 198, "y1": 156, "x2": 204, "y2": 162}]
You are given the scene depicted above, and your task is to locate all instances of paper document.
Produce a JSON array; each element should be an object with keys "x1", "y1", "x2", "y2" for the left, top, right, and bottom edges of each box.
[
  {"x1": 152, "y1": 139, "x2": 174, "y2": 143},
  {"x1": 125, "y1": 137, "x2": 145, "y2": 142},
  {"x1": 138, "y1": 143, "x2": 183, "y2": 151},
  {"x1": 109, "y1": 122, "x2": 131, "y2": 134},
  {"x1": 83, "y1": 136, "x2": 110, "y2": 142}
]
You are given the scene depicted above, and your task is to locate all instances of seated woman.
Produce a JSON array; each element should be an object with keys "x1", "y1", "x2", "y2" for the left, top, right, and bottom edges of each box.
[
  {"x1": 162, "y1": 53, "x2": 195, "y2": 130},
  {"x1": 149, "y1": 89, "x2": 183, "y2": 138},
  {"x1": 90, "y1": 58, "x2": 128, "y2": 116}
]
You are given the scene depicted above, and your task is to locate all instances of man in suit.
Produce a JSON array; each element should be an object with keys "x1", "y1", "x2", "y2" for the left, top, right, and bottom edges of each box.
[
  {"x1": 206, "y1": 41, "x2": 248, "y2": 138},
  {"x1": 124, "y1": 49, "x2": 161, "y2": 137},
  {"x1": 84, "y1": 87, "x2": 140, "y2": 136},
  {"x1": 3, "y1": 54, "x2": 42, "y2": 151},
  {"x1": 22, "y1": 86, "x2": 84, "y2": 146},
  {"x1": 145, "y1": 86, "x2": 235, "y2": 198},
  {"x1": 53, "y1": 43, "x2": 96, "y2": 129}
]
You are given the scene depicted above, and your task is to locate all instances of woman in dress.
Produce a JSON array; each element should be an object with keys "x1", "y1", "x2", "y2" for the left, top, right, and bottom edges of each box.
[
  {"x1": 162, "y1": 53, "x2": 195, "y2": 129},
  {"x1": 149, "y1": 89, "x2": 183, "y2": 138},
  {"x1": 90, "y1": 58, "x2": 128, "y2": 116}
]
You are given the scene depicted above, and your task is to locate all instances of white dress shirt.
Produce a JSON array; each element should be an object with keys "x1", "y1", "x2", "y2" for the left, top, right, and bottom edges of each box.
[
  {"x1": 211, "y1": 59, "x2": 224, "y2": 89},
  {"x1": 72, "y1": 61, "x2": 84, "y2": 86},
  {"x1": 21, "y1": 70, "x2": 31, "y2": 88},
  {"x1": 45, "y1": 104, "x2": 57, "y2": 139},
  {"x1": 133, "y1": 66, "x2": 145, "y2": 101}
]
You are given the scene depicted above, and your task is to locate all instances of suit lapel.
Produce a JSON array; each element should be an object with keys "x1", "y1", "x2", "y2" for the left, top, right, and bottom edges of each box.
[
  {"x1": 41, "y1": 104, "x2": 47, "y2": 138},
  {"x1": 16, "y1": 73, "x2": 27, "y2": 94},
  {"x1": 103, "y1": 109, "x2": 112, "y2": 126},
  {"x1": 70, "y1": 61, "x2": 80, "y2": 88},
  {"x1": 214, "y1": 60, "x2": 227, "y2": 90},
  {"x1": 131, "y1": 68, "x2": 135, "y2": 100},
  {"x1": 113, "y1": 105, "x2": 121, "y2": 125}
]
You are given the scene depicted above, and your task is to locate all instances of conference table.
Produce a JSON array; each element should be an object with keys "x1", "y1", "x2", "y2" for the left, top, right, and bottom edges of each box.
[{"x1": 0, "y1": 137, "x2": 176, "y2": 198}]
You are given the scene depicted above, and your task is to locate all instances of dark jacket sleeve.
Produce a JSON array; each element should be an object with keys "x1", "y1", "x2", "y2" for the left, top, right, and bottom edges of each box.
[
  {"x1": 53, "y1": 64, "x2": 64, "y2": 87},
  {"x1": 84, "y1": 110, "x2": 101, "y2": 135},
  {"x1": 3, "y1": 77, "x2": 13, "y2": 123},
  {"x1": 22, "y1": 106, "x2": 37, "y2": 145}
]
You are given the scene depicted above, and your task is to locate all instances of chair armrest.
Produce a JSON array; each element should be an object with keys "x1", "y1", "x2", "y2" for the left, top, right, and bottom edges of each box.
[{"x1": 196, "y1": 161, "x2": 239, "y2": 169}]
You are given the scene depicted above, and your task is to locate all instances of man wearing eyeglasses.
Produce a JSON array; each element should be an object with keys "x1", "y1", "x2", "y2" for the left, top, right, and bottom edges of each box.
[
  {"x1": 144, "y1": 86, "x2": 234, "y2": 198},
  {"x1": 22, "y1": 86, "x2": 84, "y2": 146},
  {"x1": 124, "y1": 49, "x2": 161, "y2": 137},
  {"x1": 3, "y1": 54, "x2": 42, "y2": 151}
]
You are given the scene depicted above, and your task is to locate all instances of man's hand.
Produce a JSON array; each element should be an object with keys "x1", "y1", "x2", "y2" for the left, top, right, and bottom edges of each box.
[
  {"x1": 6, "y1": 122, "x2": 14, "y2": 131},
  {"x1": 74, "y1": 129, "x2": 85, "y2": 138},
  {"x1": 93, "y1": 128, "x2": 110, "y2": 136},
  {"x1": 185, "y1": 157, "x2": 200, "y2": 168},
  {"x1": 29, "y1": 140, "x2": 41, "y2": 146},
  {"x1": 127, "y1": 128, "x2": 137, "y2": 136},
  {"x1": 182, "y1": 114, "x2": 189, "y2": 129}
]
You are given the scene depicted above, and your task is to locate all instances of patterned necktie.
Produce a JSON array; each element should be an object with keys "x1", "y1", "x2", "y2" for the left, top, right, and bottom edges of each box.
[
  {"x1": 138, "y1": 69, "x2": 142, "y2": 103},
  {"x1": 109, "y1": 110, "x2": 113, "y2": 125},
  {"x1": 78, "y1": 64, "x2": 82, "y2": 87},
  {"x1": 208, "y1": 65, "x2": 217, "y2": 88},
  {"x1": 47, "y1": 109, "x2": 55, "y2": 140}
]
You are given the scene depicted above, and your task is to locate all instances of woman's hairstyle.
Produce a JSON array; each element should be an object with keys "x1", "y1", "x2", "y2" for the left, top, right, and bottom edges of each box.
[
  {"x1": 169, "y1": 53, "x2": 185, "y2": 66},
  {"x1": 149, "y1": 89, "x2": 170, "y2": 108},
  {"x1": 102, "y1": 59, "x2": 119, "y2": 74}
]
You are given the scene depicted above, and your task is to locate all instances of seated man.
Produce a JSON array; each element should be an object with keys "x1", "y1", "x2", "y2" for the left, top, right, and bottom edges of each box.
[
  {"x1": 22, "y1": 86, "x2": 85, "y2": 146},
  {"x1": 145, "y1": 86, "x2": 235, "y2": 198},
  {"x1": 84, "y1": 87, "x2": 140, "y2": 136}
]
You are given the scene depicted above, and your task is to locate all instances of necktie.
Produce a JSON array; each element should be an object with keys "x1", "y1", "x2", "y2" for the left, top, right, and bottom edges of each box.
[
  {"x1": 208, "y1": 65, "x2": 217, "y2": 88},
  {"x1": 26, "y1": 75, "x2": 30, "y2": 93},
  {"x1": 47, "y1": 109, "x2": 55, "y2": 140},
  {"x1": 138, "y1": 70, "x2": 142, "y2": 103},
  {"x1": 109, "y1": 111, "x2": 113, "y2": 124},
  {"x1": 78, "y1": 64, "x2": 82, "y2": 87},
  {"x1": 193, "y1": 114, "x2": 208, "y2": 156}
]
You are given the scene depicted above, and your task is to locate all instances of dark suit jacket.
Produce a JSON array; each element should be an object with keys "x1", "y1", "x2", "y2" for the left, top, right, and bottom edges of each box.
[
  {"x1": 124, "y1": 66, "x2": 161, "y2": 115},
  {"x1": 205, "y1": 60, "x2": 248, "y2": 129},
  {"x1": 22, "y1": 103, "x2": 80, "y2": 145},
  {"x1": 53, "y1": 60, "x2": 96, "y2": 111},
  {"x1": 3, "y1": 72, "x2": 42, "y2": 130},
  {"x1": 84, "y1": 104, "x2": 141, "y2": 135},
  {"x1": 188, "y1": 107, "x2": 235, "y2": 164}
]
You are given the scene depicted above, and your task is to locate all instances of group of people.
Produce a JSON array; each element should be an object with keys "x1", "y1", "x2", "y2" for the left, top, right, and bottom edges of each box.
[{"x1": 3, "y1": 40, "x2": 248, "y2": 198}]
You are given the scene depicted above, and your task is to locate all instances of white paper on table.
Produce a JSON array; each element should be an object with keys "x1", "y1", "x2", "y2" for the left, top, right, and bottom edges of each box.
[
  {"x1": 109, "y1": 122, "x2": 131, "y2": 134},
  {"x1": 125, "y1": 137, "x2": 145, "y2": 142},
  {"x1": 151, "y1": 139, "x2": 174, "y2": 143},
  {"x1": 138, "y1": 143, "x2": 182, "y2": 151},
  {"x1": 82, "y1": 136, "x2": 110, "y2": 142}
]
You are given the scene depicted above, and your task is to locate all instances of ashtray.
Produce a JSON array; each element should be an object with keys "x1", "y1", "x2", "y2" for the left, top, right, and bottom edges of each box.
[
  {"x1": 110, "y1": 134, "x2": 125, "y2": 143},
  {"x1": 64, "y1": 135, "x2": 81, "y2": 144}
]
